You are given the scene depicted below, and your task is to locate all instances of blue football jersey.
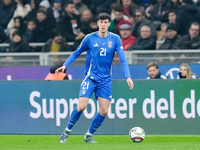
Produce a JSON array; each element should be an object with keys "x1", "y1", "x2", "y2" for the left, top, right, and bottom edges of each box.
[{"x1": 64, "y1": 31, "x2": 131, "y2": 81}]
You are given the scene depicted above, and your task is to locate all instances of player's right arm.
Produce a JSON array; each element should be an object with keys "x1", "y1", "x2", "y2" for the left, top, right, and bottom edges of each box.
[{"x1": 55, "y1": 36, "x2": 89, "y2": 74}]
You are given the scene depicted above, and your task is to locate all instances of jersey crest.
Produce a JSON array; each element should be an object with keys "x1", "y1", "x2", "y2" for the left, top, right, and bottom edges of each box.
[{"x1": 108, "y1": 41, "x2": 112, "y2": 48}]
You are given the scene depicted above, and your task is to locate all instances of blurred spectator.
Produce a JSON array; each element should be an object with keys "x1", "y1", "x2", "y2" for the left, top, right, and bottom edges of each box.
[
  {"x1": 0, "y1": 0, "x2": 16, "y2": 29},
  {"x1": 156, "y1": 22, "x2": 167, "y2": 48},
  {"x1": 39, "y1": 0, "x2": 50, "y2": 11},
  {"x1": 45, "y1": 60, "x2": 69, "y2": 80},
  {"x1": 119, "y1": 22, "x2": 136, "y2": 51},
  {"x1": 197, "y1": 0, "x2": 200, "y2": 12},
  {"x1": 158, "y1": 23, "x2": 168, "y2": 40},
  {"x1": 158, "y1": 23, "x2": 182, "y2": 63},
  {"x1": 7, "y1": 0, "x2": 31, "y2": 29},
  {"x1": 8, "y1": 30, "x2": 30, "y2": 52},
  {"x1": 4, "y1": 27, "x2": 17, "y2": 43},
  {"x1": 120, "y1": 0, "x2": 139, "y2": 18},
  {"x1": 57, "y1": 1, "x2": 84, "y2": 49},
  {"x1": 24, "y1": 0, "x2": 42, "y2": 23},
  {"x1": 109, "y1": 5, "x2": 129, "y2": 34},
  {"x1": 13, "y1": 16, "x2": 25, "y2": 33},
  {"x1": 81, "y1": 9, "x2": 93, "y2": 24},
  {"x1": 176, "y1": 0, "x2": 200, "y2": 36},
  {"x1": 73, "y1": 0, "x2": 88, "y2": 15},
  {"x1": 90, "y1": 0, "x2": 113, "y2": 15},
  {"x1": 89, "y1": 18, "x2": 98, "y2": 32},
  {"x1": 46, "y1": 0, "x2": 63, "y2": 23},
  {"x1": 158, "y1": 23, "x2": 181, "y2": 50},
  {"x1": 35, "y1": 10, "x2": 56, "y2": 43},
  {"x1": 150, "y1": 0, "x2": 169, "y2": 22},
  {"x1": 168, "y1": 10, "x2": 176, "y2": 23},
  {"x1": 79, "y1": 9, "x2": 93, "y2": 34},
  {"x1": 180, "y1": 22, "x2": 200, "y2": 49},
  {"x1": 42, "y1": 29, "x2": 70, "y2": 52},
  {"x1": 0, "y1": 26, "x2": 8, "y2": 52},
  {"x1": 166, "y1": 0, "x2": 180, "y2": 11},
  {"x1": 110, "y1": 2, "x2": 127, "y2": 20},
  {"x1": 145, "y1": 2, "x2": 155, "y2": 18},
  {"x1": 146, "y1": 62, "x2": 167, "y2": 79},
  {"x1": 82, "y1": 0, "x2": 91, "y2": 8},
  {"x1": 128, "y1": 25, "x2": 156, "y2": 50},
  {"x1": 178, "y1": 63, "x2": 199, "y2": 79},
  {"x1": 0, "y1": 26, "x2": 7, "y2": 43},
  {"x1": 139, "y1": 0, "x2": 149, "y2": 8},
  {"x1": 23, "y1": 19, "x2": 36, "y2": 42},
  {"x1": 131, "y1": 9, "x2": 157, "y2": 38}
]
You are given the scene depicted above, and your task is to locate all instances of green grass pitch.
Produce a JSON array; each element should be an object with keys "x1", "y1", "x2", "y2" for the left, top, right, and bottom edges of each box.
[{"x1": 0, "y1": 135, "x2": 200, "y2": 150}]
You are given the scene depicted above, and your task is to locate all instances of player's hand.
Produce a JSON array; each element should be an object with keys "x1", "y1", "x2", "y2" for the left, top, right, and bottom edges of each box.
[
  {"x1": 127, "y1": 77, "x2": 134, "y2": 90},
  {"x1": 55, "y1": 65, "x2": 66, "y2": 75}
]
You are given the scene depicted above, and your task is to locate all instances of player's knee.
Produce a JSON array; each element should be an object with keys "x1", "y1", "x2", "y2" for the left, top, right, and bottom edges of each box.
[
  {"x1": 77, "y1": 105, "x2": 87, "y2": 112},
  {"x1": 99, "y1": 109, "x2": 108, "y2": 116}
]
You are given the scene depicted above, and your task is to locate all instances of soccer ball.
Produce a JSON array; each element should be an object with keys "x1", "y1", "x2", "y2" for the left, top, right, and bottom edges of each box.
[{"x1": 129, "y1": 127, "x2": 145, "y2": 143}]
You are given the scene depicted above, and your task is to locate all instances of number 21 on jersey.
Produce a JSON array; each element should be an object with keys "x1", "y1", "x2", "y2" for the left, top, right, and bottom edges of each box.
[
  {"x1": 100, "y1": 48, "x2": 106, "y2": 56},
  {"x1": 82, "y1": 82, "x2": 89, "y2": 89}
]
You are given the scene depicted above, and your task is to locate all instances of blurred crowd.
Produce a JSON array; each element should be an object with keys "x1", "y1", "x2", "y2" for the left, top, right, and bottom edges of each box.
[{"x1": 0, "y1": 0, "x2": 200, "y2": 52}]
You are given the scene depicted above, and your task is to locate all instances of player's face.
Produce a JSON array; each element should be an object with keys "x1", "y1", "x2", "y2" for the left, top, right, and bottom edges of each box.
[
  {"x1": 97, "y1": 19, "x2": 111, "y2": 33},
  {"x1": 148, "y1": 66, "x2": 159, "y2": 79},
  {"x1": 179, "y1": 66, "x2": 187, "y2": 76}
]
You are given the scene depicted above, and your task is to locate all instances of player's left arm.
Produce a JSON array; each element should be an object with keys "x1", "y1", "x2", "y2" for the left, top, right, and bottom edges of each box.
[
  {"x1": 55, "y1": 36, "x2": 89, "y2": 74},
  {"x1": 115, "y1": 36, "x2": 134, "y2": 89}
]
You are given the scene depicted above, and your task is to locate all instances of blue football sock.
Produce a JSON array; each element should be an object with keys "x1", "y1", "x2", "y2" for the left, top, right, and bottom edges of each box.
[
  {"x1": 67, "y1": 107, "x2": 82, "y2": 130},
  {"x1": 89, "y1": 113, "x2": 105, "y2": 134}
]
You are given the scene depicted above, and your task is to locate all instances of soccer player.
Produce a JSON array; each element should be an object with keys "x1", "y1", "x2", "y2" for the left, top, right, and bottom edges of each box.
[{"x1": 56, "y1": 13, "x2": 134, "y2": 143}]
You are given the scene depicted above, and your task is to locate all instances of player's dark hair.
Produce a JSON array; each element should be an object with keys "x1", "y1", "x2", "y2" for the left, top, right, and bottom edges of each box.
[
  {"x1": 97, "y1": 13, "x2": 111, "y2": 22},
  {"x1": 147, "y1": 62, "x2": 158, "y2": 70}
]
